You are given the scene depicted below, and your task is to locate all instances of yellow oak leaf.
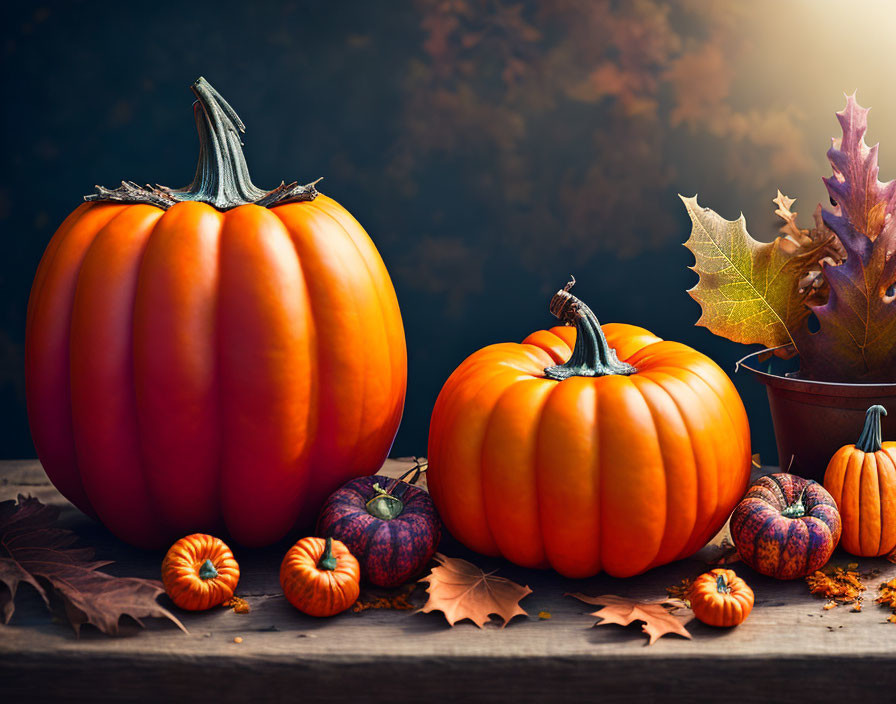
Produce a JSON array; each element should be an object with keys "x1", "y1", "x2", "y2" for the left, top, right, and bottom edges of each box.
[{"x1": 681, "y1": 194, "x2": 834, "y2": 353}]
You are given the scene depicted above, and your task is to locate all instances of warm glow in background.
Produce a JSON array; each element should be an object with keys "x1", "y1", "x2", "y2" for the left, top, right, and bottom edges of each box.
[{"x1": 3, "y1": 0, "x2": 896, "y2": 462}]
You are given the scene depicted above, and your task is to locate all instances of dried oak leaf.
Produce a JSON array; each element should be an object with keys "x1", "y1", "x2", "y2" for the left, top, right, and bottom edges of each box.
[
  {"x1": 418, "y1": 553, "x2": 531, "y2": 628},
  {"x1": 0, "y1": 495, "x2": 186, "y2": 636},
  {"x1": 568, "y1": 593, "x2": 694, "y2": 645},
  {"x1": 791, "y1": 96, "x2": 896, "y2": 381}
]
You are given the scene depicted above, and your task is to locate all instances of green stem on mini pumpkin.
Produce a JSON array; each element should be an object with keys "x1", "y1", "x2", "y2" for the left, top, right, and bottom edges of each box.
[
  {"x1": 318, "y1": 537, "x2": 338, "y2": 571},
  {"x1": 543, "y1": 277, "x2": 637, "y2": 381},
  {"x1": 716, "y1": 573, "x2": 731, "y2": 594},
  {"x1": 85, "y1": 77, "x2": 320, "y2": 210},
  {"x1": 856, "y1": 405, "x2": 887, "y2": 453},
  {"x1": 198, "y1": 559, "x2": 218, "y2": 580}
]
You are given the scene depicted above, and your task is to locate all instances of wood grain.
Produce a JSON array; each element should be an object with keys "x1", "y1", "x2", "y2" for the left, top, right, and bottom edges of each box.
[{"x1": 2, "y1": 460, "x2": 895, "y2": 703}]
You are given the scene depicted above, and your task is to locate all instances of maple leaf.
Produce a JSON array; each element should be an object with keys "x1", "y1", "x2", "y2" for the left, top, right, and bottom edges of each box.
[
  {"x1": 792, "y1": 95, "x2": 896, "y2": 381},
  {"x1": 0, "y1": 495, "x2": 186, "y2": 636},
  {"x1": 418, "y1": 553, "x2": 531, "y2": 628},
  {"x1": 568, "y1": 593, "x2": 693, "y2": 645},
  {"x1": 681, "y1": 194, "x2": 836, "y2": 355}
]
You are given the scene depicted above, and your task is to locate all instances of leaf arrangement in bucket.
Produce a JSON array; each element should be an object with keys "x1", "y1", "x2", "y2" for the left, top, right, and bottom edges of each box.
[{"x1": 682, "y1": 94, "x2": 896, "y2": 382}]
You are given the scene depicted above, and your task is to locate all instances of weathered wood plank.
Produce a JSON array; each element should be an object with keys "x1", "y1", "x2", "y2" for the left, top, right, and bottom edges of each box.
[{"x1": 1, "y1": 460, "x2": 895, "y2": 704}]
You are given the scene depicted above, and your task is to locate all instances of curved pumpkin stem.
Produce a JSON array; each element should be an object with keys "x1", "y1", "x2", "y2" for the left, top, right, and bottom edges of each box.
[
  {"x1": 318, "y1": 537, "x2": 338, "y2": 571},
  {"x1": 86, "y1": 77, "x2": 320, "y2": 210},
  {"x1": 856, "y1": 404, "x2": 887, "y2": 453},
  {"x1": 716, "y1": 573, "x2": 731, "y2": 594},
  {"x1": 544, "y1": 277, "x2": 637, "y2": 380}
]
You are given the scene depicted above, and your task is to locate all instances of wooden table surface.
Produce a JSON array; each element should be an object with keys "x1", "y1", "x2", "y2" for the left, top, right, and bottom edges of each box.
[{"x1": 2, "y1": 459, "x2": 896, "y2": 704}]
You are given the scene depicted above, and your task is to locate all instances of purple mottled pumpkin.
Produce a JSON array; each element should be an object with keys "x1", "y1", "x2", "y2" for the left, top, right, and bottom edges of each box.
[
  {"x1": 730, "y1": 473, "x2": 841, "y2": 580},
  {"x1": 316, "y1": 474, "x2": 441, "y2": 587}
]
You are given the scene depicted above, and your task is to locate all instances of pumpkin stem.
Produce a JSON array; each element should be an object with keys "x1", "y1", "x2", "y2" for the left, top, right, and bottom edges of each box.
[
  {"x1": 85, "y1": 77, "x2": 320, "y2": 210},
  {"x1": 198, "y1": 559, "x2": 218, "y2": 580},
  {"x1": 856, "y1": 404, "x2": 887, "y2": 453},
  {"x1": 716, "y1": 573, "x2": 731, "y2": 594},
  {"x1": 780, "y1": 486, "x2": 808, "y2": 519},
  {"x1": 366, "y1": 482, "x2": 405, "y2": 520},
  {"x1": 544, "y1": 277, "x2": 637, "y2": 380},
  {"x1": 318, "y1": 537, "x2": 338, "y2": 571}
]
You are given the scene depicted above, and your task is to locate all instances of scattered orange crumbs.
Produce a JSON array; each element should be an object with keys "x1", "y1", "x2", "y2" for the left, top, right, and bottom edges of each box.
[
  {"x1": 877, "y1": 578, "x2": 896, "y2": 622},
  {"x1": 351, "y1": 589, "x2": 415, "y2": 613},
  {"x1": 665, "y1": 578, "x2": 692, "y2": 607},
  {"x1": 223, "y1": 596, "x2": 250, "y2": 614},
  {"x1": 806, "y1": 565, "x2": 866, "y2": 610}
]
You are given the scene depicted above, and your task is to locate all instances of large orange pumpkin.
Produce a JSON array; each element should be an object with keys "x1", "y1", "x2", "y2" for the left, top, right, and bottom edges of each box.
[
  {"x1": 25, "y1": 78, "x2": 406, "y2": 549},
  {"x1": 427, "y1": 280, "x2": 751, "y2": 578}
]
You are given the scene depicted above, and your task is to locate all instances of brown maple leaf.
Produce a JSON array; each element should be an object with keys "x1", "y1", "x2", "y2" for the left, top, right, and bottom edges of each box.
[
  {"x1": 568, "y1": 593, "x2": 694, "y2": 645},
  {"x1": 418, "y1": 553, "x2": 531, "y2": 628},
  {"x1": 0, "y1": 495, "x2": 186, "y2": 636}
]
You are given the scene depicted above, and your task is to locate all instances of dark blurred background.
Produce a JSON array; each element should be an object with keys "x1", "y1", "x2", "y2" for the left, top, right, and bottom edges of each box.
[{"x1": 4, "y1": 0, "x2": 896, "y2": 464}]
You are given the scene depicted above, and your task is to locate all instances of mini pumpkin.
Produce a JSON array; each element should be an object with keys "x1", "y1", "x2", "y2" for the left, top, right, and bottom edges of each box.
[
  {"x1": 730, "y1": 473, "x2": 841, "y2": 580},
  {"x1": 689, "y1": 568, "x2": 754, "y2": 627},
  {"x1": 427, "y1": 279, "x2": 751, "y2": 578},
  {"x1": 280, "y1": 536, "x2": 360, "y2": 617},
  {"x1": 316, "y1": 465, "x2": 441, "y2": 587},
  {"x1": 824, "y1": 405, "x2": 896, "y2": 557},
  {"x1": 161, "y1": 533, "x2": 240, "y2": 611}
]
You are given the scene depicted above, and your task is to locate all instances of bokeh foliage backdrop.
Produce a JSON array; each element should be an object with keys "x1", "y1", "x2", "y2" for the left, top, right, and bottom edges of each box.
[{"x1": 4, "y1": 0, "x2": 896, "y2": 462}]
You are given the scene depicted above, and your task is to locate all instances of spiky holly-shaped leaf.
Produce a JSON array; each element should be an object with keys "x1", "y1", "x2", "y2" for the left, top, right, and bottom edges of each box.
[{"x1": 792, "y1": 95, "x2": 896, "y2": 381}]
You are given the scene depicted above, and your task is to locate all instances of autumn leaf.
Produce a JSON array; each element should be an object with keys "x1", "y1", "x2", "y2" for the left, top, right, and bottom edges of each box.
[
  {"x1": 0, "y1": 495, "x2": 186, "y2": 636},
  {"x1": 791, "y1": 95, "x2": 896, "y2": 381},
  {"x1": 418, "y1": 553, "x2": 531, "y2": 628},
  {"x1": 568, "y1": 593, "x2": 693, "y2": 645},
  {"x1": 681, "y1": 193, "x2": 835, "y2": 354}
]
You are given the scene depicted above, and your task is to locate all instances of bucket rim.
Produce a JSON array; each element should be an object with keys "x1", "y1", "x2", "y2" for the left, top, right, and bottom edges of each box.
[{"x1": 736, "y1": 348, "x2": 896, "y2": 396}]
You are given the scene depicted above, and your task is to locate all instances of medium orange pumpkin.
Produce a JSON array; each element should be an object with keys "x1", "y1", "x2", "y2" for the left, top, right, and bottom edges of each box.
[
  {"x1": 427, "y1": 280, "x2": 751, "y2": 578},
  {"x1": 280, "y1": 536, "x2": 361, "y2": 617},
  {"x1": 161, "y1": 533, "x2": 240, "y2": 611},
  {"x1": 689, "y1": 569, "x2": 754, "y2": 627},
  {"x1": 824, "y1": 405, "x2": 896, "y2": 557},
  {"x1": 25, "y1": 78, "x2": 406, "y2": 549}
]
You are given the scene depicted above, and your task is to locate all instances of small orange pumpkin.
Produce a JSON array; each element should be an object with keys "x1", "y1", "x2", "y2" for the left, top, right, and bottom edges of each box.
[
  {"x1": 280, "y1": 536, "x2": 360, "y2": 617},
  {"x1": 161, "y1": 533, "x2": 240, "y2": 611},
  {"x1": 689, "y1": 568, "x2": 754, "y2": 627},
  {"x1": 824, "y1": 404, "x2": 896, "y2": 557}
]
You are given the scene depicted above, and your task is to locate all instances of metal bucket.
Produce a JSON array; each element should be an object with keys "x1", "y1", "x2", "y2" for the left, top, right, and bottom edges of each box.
[{"x1": 738, "y1": 349, "x2": 896, "y2": 482}]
